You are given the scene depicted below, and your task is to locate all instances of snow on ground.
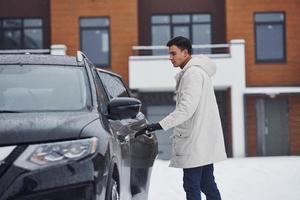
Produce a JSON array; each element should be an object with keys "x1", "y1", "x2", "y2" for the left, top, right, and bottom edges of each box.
[{"x1": 149, "y1": 156, "x2": 300, "y2": 200}]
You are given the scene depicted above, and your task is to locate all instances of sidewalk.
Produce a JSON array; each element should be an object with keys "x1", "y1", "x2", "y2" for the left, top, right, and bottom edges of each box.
[{"x1": 149, "y1": 156, "x2": 300, "y2": 200}]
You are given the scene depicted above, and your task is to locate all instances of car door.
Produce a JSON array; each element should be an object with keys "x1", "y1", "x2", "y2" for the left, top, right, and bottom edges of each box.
[{"x1": 97, "y1": 71, "x2": 158, "y2": 199}]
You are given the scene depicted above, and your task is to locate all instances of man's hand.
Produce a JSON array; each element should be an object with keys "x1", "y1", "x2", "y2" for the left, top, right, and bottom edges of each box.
[
  {"x1": 134, "y1": 123, "x2": 163, "y2": 138},
  {"x1": 146, "y1": 123, "x2": 163, "y2": 132}
]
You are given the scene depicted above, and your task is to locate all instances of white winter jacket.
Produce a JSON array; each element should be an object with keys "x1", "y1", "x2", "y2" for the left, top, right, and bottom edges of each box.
[{"x1": 159, "y1": 55, "x2": 227, "y2": 168}]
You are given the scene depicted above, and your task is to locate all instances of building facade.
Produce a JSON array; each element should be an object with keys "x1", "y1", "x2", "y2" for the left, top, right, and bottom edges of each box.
[
  {"x1": 1, "y1": 0, "x2": 300, "y2": 158},
  {"x1": 226, "y1": 0, "x2": 300, "y2": 156}
]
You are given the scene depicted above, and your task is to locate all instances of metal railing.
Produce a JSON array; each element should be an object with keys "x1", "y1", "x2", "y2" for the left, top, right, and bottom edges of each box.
[
  {"x1": 0, "y1": 49, "x2": 50, "y2": 54},
  {"x1": 132, "y1": 43, "x2": 231, "y2": 57}
]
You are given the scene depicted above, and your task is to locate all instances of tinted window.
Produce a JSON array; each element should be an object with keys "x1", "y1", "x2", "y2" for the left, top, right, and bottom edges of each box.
[
  {"x1": 0, "y1": 18, "x2": 43, "y2": 49},
  {"x1": 80, "y1": 17, "x2": 110, "y2": 67},
  {"x1": 151, "y1": 14, "x2": 211, "y2": 55},
  {"x1": 98, "y1": 72, "x2": 129, "y2": 99},
  {"x1": 0, "y1": 65, "x2": 89, "y2": 111},
  {"x1": 254, "y1": 12, "x2": 285, "y2": 62}
]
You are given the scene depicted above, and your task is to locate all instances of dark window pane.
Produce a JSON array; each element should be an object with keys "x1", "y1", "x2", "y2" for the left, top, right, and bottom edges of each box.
[
  {"x1": 172, "y1": 15, "x2": 190, "y2": 24},
  {"x1": 152, "y1": 25, "x2": 170, "y2": 55},
  {"x1": 151, "y1": 15, "x2": 170, "y2": 24},
  {"x1": 3, "y1": 19, "x2": 21, "y2": 28},
  {"x1": 192, "y1": 14, "x2": 211, "y2": 23},
  {"x1": 3, "y1": 30, "x2": 21, "y2": 49},
  {"x1": 92, "y1": 69, "x2": 108, "y2": 114},
  {"x1": 173, "y1": 26, "x2": 189, "y2": 38},
  {"x1": 0, "y1": 18, "x2": 43, "y2": 50},
  {"x1": 82, "y1": 29, "x2": 109, "y2": 66},
  {"x1": 256, "y1": 24, "x2": 284, "y2": 60},
  {"x1": 80, "y1": 18, "x2": 109, "y2": 27},
  {"x1": 151, "y1": 13, "x2": 212, "y2": 55},
  {"x1": 255, "y1": 13, "x2": 284, "y2": 22},
  {"x1": 193, "y1": 24, "x2": 211, "y2": 54},
  {"x1": 24, "y1": 19, "x2": 43, "y2": 27},
  {"x1": 24, "y1": 29, "x2": 43, "y2": 49},
  {"x1": 152, "y1": 25, "x2": 170, "y2": 45},
  {"x1": 98, "y1": 72, "x2": 128, "y2": 99}
]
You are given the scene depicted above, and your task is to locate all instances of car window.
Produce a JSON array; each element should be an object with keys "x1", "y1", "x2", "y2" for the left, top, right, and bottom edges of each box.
[
  {"x1": 97, "y1": 72, "x2": 129, "y2": 99},
  {"x1": 0, "y1": 65, "x2": 90, "y2": 112},
  {"x1": 94, "y1": 74, "x2": 109, "y2": 114}
]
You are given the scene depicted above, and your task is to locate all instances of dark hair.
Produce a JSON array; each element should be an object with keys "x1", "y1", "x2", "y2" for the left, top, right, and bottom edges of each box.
[{"x1": 166, "y1": 36, "x2": 192, "y2": 55}]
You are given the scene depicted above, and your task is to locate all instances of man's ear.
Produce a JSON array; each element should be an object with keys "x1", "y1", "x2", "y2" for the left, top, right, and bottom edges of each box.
[{"x1": 184, "y1": 49, "x2": 189, "y2": 57}]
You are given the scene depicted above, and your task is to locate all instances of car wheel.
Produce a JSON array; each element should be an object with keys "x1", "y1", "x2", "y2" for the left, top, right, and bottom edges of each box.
[
  {"x1": 106, "y1": 172, "x2": 120, "y2": 200},
  {"x1": 110, "y1": 179, "x2": 120, "y2": 200}
]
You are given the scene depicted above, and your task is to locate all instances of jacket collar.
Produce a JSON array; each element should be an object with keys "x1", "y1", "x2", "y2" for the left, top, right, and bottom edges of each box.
[{"x1": 174, "y1": 57, "x2": 194, "y2": 84}]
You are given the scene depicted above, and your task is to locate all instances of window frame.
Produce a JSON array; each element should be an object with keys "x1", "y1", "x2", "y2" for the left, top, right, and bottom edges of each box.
[
  {"x1": 0, "y1": 17, "x2": 44, "y2": 50},
  {"x1": 79, "y1": 16, "x2": 111, "y2": 68},
  {"x1": 254, "y1": 11, "x2": 286, "y2": 63},
  {"x1": 151, "y1": 13, "x2": 212, "y2": 49}
]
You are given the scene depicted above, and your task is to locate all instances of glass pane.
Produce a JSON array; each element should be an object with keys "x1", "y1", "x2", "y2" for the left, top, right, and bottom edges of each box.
[
  {"x1": 24, "y1": 19, "x2": 43, "y2": 27},
  {"x1": 81, "y1": 29, "x2": 109, "y2": 66},
  {"x1": 3, "y1": 30, "x2": 21, "y2": 49},
  {"x1": 193, "y1": 24, "x2": 211, "y2": 54},
  {"x1": 80, "y1": 18, "x2": 109, "y2": 27},
  {"x1": 0, "y1": 65, "x2": 88, "y2": 111},
  {"x1": 192, "y1": 14, "x2": 211, "y2": 23},
  {"x1": 151, "y1": 25, "x2": 170, "y2": 55},
  {"x1": 3, "y1": 19, "x2": 21, "y2": 28},
  {"x1": 98, "y1": 72, "x2": 128, "y2": 99},
  {"x1": 173, "y1": 26, "x2": 189, "y2": 38},
  {"x1": 172, "y1": 15, "x2": 190, "y2": 24},
  {"x1": 151, "y1": 15, "x2": 170, "y2": 24},
  {"x1": 256, "y1": 24, "x2": 284, "y2": 60},
  {"x1": 255, "y1": 13, "x2": 284, "y2": 22},
  {"x1": 24, "y1": 29, "x2": 43, "y2": 49}
]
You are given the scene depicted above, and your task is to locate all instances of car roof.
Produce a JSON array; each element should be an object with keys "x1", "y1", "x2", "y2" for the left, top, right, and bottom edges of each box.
[
  {"x1": 0, "y1": 54, "x2": 81, "y2": 66},
  {"x1": 0, "y1": 53, "x2": 122, "y2": 78}
]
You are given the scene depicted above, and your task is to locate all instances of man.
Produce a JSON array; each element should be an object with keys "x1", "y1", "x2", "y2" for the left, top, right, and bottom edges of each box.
[{"x1": 144, "y1": 36, "x2": 227, "y2": 200}]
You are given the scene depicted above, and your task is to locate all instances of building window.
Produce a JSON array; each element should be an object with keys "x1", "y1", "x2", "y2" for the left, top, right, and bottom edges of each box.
[
  {"x1": 0, "y1": 18, "x2": 43, "y2": 49},
  {"x1": 254, "y1": 12, "x2": 286, "y2": 62},
  {"x1": 151, "y1": 14, "x2": 211, "y2": 55},
  {"x1": 80, "y1": 17, "x2": 110, "y2": 67}
]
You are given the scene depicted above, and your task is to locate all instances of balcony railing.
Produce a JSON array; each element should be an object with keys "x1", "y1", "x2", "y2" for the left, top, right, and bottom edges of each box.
[{"x1": 132, "y1": 43, "x2": 231, "y2": 58}]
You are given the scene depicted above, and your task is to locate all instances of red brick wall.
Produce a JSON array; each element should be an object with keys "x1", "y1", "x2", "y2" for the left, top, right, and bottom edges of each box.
[
  {"x1": 226, "y1": 0, "x2": 300, "y2": 86},
  {"x1": 50, "y1": 0, "x2": 138, "y2": 84},
  {"x1": 246, "y1": 96, "x2": 258, "y2": 156},
  {"x1": 288, "y1": 95, "x2": 300, "y2": 155}
]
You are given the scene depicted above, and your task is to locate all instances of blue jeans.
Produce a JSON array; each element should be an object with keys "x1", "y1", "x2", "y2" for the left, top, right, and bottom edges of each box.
[{"x1": 183, "y1": 164, "x2": 221, "y2": 200}]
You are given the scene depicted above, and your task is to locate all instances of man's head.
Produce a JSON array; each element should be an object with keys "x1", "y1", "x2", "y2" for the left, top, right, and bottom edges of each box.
[{"x1": 166, "y1": 36, "x2": 192, "y2": 68}]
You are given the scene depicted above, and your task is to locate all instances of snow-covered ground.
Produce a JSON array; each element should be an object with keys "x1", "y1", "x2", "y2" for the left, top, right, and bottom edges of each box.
[{"x1": 149, "y1": 156, "x2": 300, "y2": 200}]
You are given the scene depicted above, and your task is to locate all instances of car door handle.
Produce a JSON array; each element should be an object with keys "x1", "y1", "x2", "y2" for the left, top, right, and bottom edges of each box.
[{"x1": 117, "y1": 133, "x2": 130, "y2": 144}]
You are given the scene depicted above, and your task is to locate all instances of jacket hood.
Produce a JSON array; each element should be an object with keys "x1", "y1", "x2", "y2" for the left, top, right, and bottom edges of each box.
[{"x1": 184, "y1": 55, "x2": 217, "y2": 77}]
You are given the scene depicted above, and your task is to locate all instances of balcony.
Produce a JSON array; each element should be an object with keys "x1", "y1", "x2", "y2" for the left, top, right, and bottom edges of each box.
[{"x1": 129, "y1": 39, "x2": 246, "y2": 92}]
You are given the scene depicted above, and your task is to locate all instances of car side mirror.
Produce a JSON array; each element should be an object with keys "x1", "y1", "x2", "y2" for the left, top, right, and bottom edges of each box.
[{"x1": 107, "y1": 97, "x2": 141, "y2": 120}]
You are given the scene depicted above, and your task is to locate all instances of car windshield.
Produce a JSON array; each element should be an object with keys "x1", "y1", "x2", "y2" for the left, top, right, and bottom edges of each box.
[{"x1": 0, "y1": 65, "x2": 90, "y2": 112}]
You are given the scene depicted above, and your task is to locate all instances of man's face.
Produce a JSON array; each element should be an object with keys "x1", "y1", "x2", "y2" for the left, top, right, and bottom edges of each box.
[{"x1": 168, "y1": 45, "x2": 189, "y2": 68}]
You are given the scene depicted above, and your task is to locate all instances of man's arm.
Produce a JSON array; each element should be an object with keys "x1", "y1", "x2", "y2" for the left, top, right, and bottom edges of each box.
[{"x1": 159, "y1": 68, "x2": 203, "y2": 131}]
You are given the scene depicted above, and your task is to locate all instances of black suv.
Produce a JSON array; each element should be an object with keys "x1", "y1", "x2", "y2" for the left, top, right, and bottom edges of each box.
[{"x1": 0, "y1": 51, "x2": 158, "y2": 200}]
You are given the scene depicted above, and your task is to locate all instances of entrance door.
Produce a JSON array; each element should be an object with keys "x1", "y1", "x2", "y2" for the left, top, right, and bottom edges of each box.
[{"x1": 256, "y1": 98, "x2": 289, "y2": 156}]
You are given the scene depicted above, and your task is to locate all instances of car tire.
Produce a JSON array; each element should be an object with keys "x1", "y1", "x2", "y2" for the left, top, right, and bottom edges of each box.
[
  {"x1": 106, "y1": 170, "x2": 120, "y2": 200},
  {"x1": 110, "y1": 179, "x2": 119, "y2": 200}
]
